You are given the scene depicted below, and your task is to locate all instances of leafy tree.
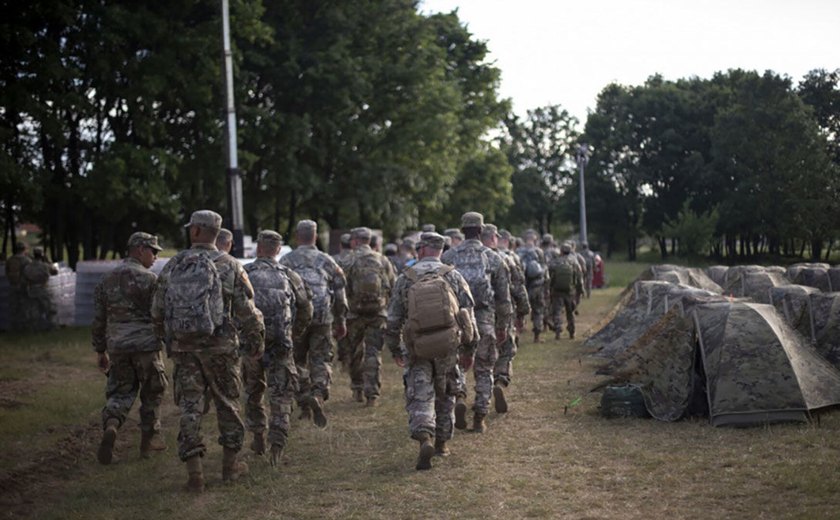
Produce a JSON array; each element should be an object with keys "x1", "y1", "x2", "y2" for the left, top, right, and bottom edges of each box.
[{"x1": 660, "y1": 200, "x2": 719, "y2": 257}]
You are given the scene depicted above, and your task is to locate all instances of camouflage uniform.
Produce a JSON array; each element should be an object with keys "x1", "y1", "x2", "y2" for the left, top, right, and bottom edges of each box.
[
  {"x1": 22, "y1": 253, "x2": 58, "y2": 330},
  {"x1": 152, "y1": 242, "x2": 264, "y2": 462},
  {"x1": 343, "y1": 235, "x2": 396, "y2": 402},
  {"x1": 516, "y1": 243, "x2": 548, "y2": 335},
  {"x1": 4, "y1": 248, "x2": 31, "y2": 330},
  {"x1": 541, "y1": 239, "x2": 560, "y2": 332},
  {"x1": 494, "y1": 242, "x2": 530, "y2": 387},
  {"x1": 245, "y1": 252, "x2": 312, "y2": 448},
  {"x1": 548, "y1": 249, "x2": 584, "y2": 338},
  {"x1": 281, "y1": 243, "x2": 347, "y2": 404},
  {"x1": 441, "y1": 223, "x2": 512, "y2": 417},
  {"x1": 580, "y1": 245, "x2": 596, "y2": 298},
  {"x1": 93, "y1": 255, "x2": 167, "y2": 434}
]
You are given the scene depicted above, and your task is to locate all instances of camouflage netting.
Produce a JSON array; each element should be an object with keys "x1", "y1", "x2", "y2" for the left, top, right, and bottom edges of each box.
[
  {"x1": 705, "y1": 265, "x2": 729, "y2": 287},
  {"x1": 786, "y1": 262, "x2": 831, "y2": 281},
  {"x1": 723, "y1": 269, "x2": 789, "y2": 303},
  {"x1": 792, "y1": 266, "x2": 833, "y2": 292},
  {"x1": 770, "y1": 284, "x2": 820, "y2": 336},
  {"x1": 829, "y1": 267, "x2": 840, "y2": 292},
  {"x1": 595, "y1": 300, "x2": 840, "y2": 426},
  {"x1": 638, "y1": 265, "x2": 724, "y2": 294},
  {"x1": 808, "y1": 292, "x2": 840, "y2": 368}
]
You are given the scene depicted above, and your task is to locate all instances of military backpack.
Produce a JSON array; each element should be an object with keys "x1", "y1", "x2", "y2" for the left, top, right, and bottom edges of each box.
[
  {"x1": 451, "y1": 246, "x2": 493, "y2": 310},
  {"x1": 404, "y1": 265, "x2": 473, "y2": 359},
  {"x1": 164, "y1": 249, "x2": 225, "y2": 341},
  {"x1": 347, "y1": 251, "x2": 388, "y2": 314},
  {"x1": 549, "y1": 256, "x2": 576, "y2": 293},
  {"x1": 519, "y1": 247, "x2": 544, "y2": 282},
  {"x1": 245, "y1": 261, "x2": 295, "y2": 348}
]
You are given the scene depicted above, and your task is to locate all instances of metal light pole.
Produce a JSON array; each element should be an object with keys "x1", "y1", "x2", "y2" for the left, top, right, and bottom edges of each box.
[
  {"x1": 221, "y1": 0, "x2": 244, "y2": 257},
  {"x1": 577, "y1": 144, "x2": 589, "y2": 246}
]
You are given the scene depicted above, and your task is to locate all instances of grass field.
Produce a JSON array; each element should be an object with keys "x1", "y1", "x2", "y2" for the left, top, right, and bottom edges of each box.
[{"x1": 1, "y1": 261, "x2": 839, "y2": 519}]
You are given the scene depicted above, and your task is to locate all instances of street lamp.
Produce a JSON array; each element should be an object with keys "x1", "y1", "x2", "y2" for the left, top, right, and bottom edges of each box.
[
  {"x1": 576, "y1": 143, "x2": 590, "y2": 246},
  {"x1": 221, "y1": 0, "x2": 244, "y2": 257}
]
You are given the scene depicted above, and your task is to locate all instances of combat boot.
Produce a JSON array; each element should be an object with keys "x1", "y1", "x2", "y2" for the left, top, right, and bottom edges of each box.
[
  {"x1": 472, "y1": 413, "x2": 486, "y2": 433},
  {"x1": 184, "y1": 456, "x2": 204, "y2": 493},
  {"x1": 493, "y1": 384, "x2": 508, "y2": 414},
  {"x1": 454, "y1": 397, "x2": 468, "y2": 430},
  {"x1": 569, "y1": 329, "x2": 575, "y2": 339},
  {"x1": 415, "y1": 433, "x2": 435, "y2": 471},
  {"x1": 250, "y1": 431, "x2": 267, "y2": 455},
  {"x1": 298, "y1": 402, "x2": 312, "y2": 421},
  {"x1": 97, "y1": 419, "x2": 119, "y2": 465},
  {"x1": 555, "y1": 331, "x2": 561, "y2": 340},
  {"x1": 222, "y1": 447, "x2": 249, "y2": 482},
  {"x1": 308, "y1": 395, "x2": 328, "y2": 428},
  {"x1": 269, "y1": 435, "x2": 286, "y2": 468},
  {"x1": 533, "y1": 332, "x2": 542, "y2": 344},
  {"x1": 365, "y1": 396, "x2": 378, "y2": 408},
  {"x1": 140, "y1": 429, "x2": 166, "y2": 459},
  {"x1": 434, "y1": 438, "x2": 450, "y2": 457},
  {"x1": 352, "y1": 389, "x2": 364, "y2": 403}
]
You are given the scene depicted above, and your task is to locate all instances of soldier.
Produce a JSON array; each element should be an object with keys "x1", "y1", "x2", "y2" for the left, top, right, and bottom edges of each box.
[
  {"x1": 151, "y1": 210, "x2": 264, "y2": 493},
  {"x1": 441, "y1": 212, "x2": 512, "y2": 433},
  {"x1": 216, "y1": 228, "x2": 233, "y2": 253},
  {"x1": 343, "y1": 226, "x2": 396, "y2": 406},
  {"x1": 22, "y1": 246, "x2": 58, "y2": 330},
  {"x1": 245, "y1": 230, "x2": 312, "y2": 464},
  {"x1": 540, "y1": 234, "x2": 560, "y2": 333},
  {"x1": 93, "y1": 232, "x2": 167, "y2": 465},
  {"x1": 569, "y1": 241, "x2": 588, "y2": 307},
  {"x1": 384, "y1": 232, "x2": 477, "y2": 470},
  {"x1": 547, "y1": 242, "x2": 584, "y2": 339},
  {"x1": 517, "y1": 230, "x2": 549, "y2": 343},
  {"x1": 443, "y1": 228, "x2": 464, "y2": 248},
  {"x1": 580, "y1": 242, "x2": 596, "y2": 298},
  {"x1": 391, "y1": 239, "x2": 416, "y2": 274},
  {"x1": 490, "y1": 228, "x2": 530, "y2": 413},
  {"x1": 333, "y1": 233, "x2": 352, "y2": 264},
  {"x1": 421, "y1": 223, "x2": 436, "y2": 233},
  {"x1": 4, "y1": 242, "x2": 31, "y2": 330},
  {"x1": 280, "y1": 220, "x2": 348, "y2": 428}
]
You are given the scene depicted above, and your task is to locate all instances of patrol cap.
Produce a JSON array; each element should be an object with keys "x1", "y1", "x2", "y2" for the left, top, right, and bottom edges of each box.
[
  {"x1": 524, "y1": 228, "x2": 538, "y2": 239},
  {"x1": 184, "y1": 209, "x2": 222, "y2": 230},
  {"x1": 461, "y1": 211, "x2": 484, "y2": 229},
  {"x1": 481, "y1": 223, "x2": 500, "y2": 239},
  {"x1": 384, "y1": 243, "x2": 398, "y2": 255},
  {"x1": 217, "y1": 228, "x2": 233, "y2": 242},
  {"x1": 418, "y1": 232, "x2": 446, "y2": 250},
  {"x1": 33, "y1": 246, "x2": 45, "y2": 257},
  {"x1": 340, "y1": 233, "x2": 351, "y2": 247},
  {"x1": 542, "y1": 233, "x2": 554, "y2": 244},
  {"x1": 560, "y1": 242, "x2": 572, "y2": 253},
  {"x1": 443, "y1": 228, "x2": 460, "y2": 237},
  {"x1": 257, "y1": 230, "x2": 283, "y2": 246},
  {"x1": 499, "y1": 229, "x2": 512, "y2": 241},
  {"x1": 296, "y1": 219, "x2": 317, "y2": 233},
  {"x1": 128, "y1": 231, "x2": 163, "y2": 251},
  {"x1": 351, "y1": 227, "x2": 372, "y2": 240},
  {"x1": 400, "y1": 238, "x2": 416, "y2": 250},
  {"x1": 421, "y1": 223, "x2": 436, "y2": 232}
]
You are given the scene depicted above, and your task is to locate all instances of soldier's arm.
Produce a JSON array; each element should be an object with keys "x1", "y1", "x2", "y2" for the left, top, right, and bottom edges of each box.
[
  {"x1": 383, "y1": 277, "x2": 408, "y2": 358},
  {"x1": 384, "y1": 257, "x2": 397, "y2": 290},
  {"x1": 232, "y1": 265, "x2": 265, "y2": 353},
  {"x1": 290, "y1": 270, "x2": 313, "y2": 338},
  {"x1": 150, "y1": 264, "x2": 170, "y2": 341},
  {"x1": 91, "y1": 280, "x2": 108, "y2": 353},
  {"x1": 449, "y1": 271, "x2": 479, "y2": 356},
  {"x1": 509, "y1": 260, "x2": 531, "y2": 317},
  {"x1": 492, "y1": 256, "x2": 513, "y2": 329},
  {"x1": 330, "y1": 262, "x2": 348, "y2": 325}
]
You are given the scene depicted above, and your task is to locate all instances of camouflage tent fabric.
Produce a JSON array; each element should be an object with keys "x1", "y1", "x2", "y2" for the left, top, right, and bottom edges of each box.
[
  {"x1": 786, "y1": 262, "x2": 831, "y2": 282},
  {"x1": 770, "y1": 284, "x2": 820, "y2": 336},
  {"x1": 808, "y1": 292, "x2": 840, "y2": 368},
  {"x1": 638, "y1": 265, "x2": 723, "y2": 294},
  {"x1": 792, "y1": 267, "x2": 833, "y2": 292},
  {"x1": 829, "y1": 267, "x2": 840, "y2": 293},
  {"x1": 724, "y1": 270, "x2": 789, "y2": 303},
  {"x1": 705, "y1": 266, "x2": 729, "y2": 287}
]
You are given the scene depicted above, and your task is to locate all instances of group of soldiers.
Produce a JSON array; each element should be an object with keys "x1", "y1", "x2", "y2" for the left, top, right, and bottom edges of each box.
[
  {"x1": 90, "y1": 208, "x2": 596, "y2": 492},
  {"x1": 4, "y1": 242, "x2": 59, "y2": 331}
]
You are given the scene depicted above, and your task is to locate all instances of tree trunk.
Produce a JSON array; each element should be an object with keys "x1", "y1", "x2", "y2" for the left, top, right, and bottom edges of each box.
[
  {"x1": 810, "y1": 239, "x2": 823, "y2": 262},
  {"x1": 657, "y1": 236, "x2": 667, "y2": 259},
  {"x1": 825, "y1": 240, "x2": 833, "y2": 261}
]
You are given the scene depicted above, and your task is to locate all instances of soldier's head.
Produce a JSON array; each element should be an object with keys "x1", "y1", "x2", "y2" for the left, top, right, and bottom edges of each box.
[
  {"x1": 523, "y1": 229, "x2": 538, "y2": 246},
  {"x1": 498, "y1": 229, "x2": 512, "y2": 250},
  {"x1": 370, "y1": 233, "x2": 381, "y2": 252},
  {"x1": 185, "y1": 210, "x2": 222, "y2": 245},
  {"x1": 421, "y1": 223, "x2": 436, "y2": 233},
  {"x1": 13, "y1": 242, "x2": 28, "y2": 254},
  {"x1": 443, "y1": 228, "x2": 464, "y2": 247},
  {"x1": 480, "y1": 223, "x2": 500, "y2": 249},
  {"x1": 384, "y1": 243, "x2": 398, "y2": 257},
  {"x1": 350, "y1": 227, "x2": 371, "y2": 248},
  {"x1": 460, "y1": 212, "x2": 484, "y2": 240},
  {"x1": 295, "y1": 220, "x2": 317, "y2": 246},
  {"x1": 568, "y1": 241, "x2": 578, "y2": 252},
  {"x1": 581, "y1": 242, "x2": 589, "y2": 251},
  {"x1": 127, "y1": 231, "x2": 163, "y2": 268},
  {"x1": 417, "y1": 232, "x2": 445, "y2": 260},
  {"x1": 340, "y1": 233, "x2": 351, "y2": 251},
  {"x1": 215, "y1": 228, "x2": 233, "y2": 253},
  {"x1": 32, "y1": 246, "x2": 45, "y2": 259},
  {"x1": 399, "y1": 238, "x2": 416, "y2": 258},
  {"x1": 541, "y1": 233, "x2": 554, "y2": 248},
  {"x1": 560, "y1": 242, "x2": 572, "y2": 255},
  {"x1": 256, "y1": 230, "x2": 283, "y2": 258}
]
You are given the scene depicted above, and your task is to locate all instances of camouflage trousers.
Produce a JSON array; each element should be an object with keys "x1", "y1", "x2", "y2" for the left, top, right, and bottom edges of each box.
[
  {"x1": 25, "y1": 287, "x2": 54, "y2": 331},
  {"x1": 172, "y1": 351, "x2": 244, "y2": 461},
  {"x1": 527, "y1": 283, "x2": 546, "y2": 333},
  {"x1": 8, "y1": 287, "x2": 28, "y2": 331},
  {"x1": 101, "y1": 351, "x2": 167, "y2": 432},
  {"x1": 404, "y1": 354, "x2": 458, "y2": 441},
  {"x1": 494, "y1": 323, "x2": 518, "y2": 387},
  {"x1": 470, "y1": 319, "x2": 498, "y2": 415},
  {"x1": 293, "y1": 323, "x2": 336, "y2": 403},
  {"x1": 550, "y1": 291, "x2": 576, "y2": 336},
  {"x1": 265, "y1": 348, "x2": 298, "y2": 446},
  {"x1": 241, "y1": 353, "x2": 267, "y2": 434},
  {"x1": 346, "y1": 315, "x2": 385, "y2": 399}
]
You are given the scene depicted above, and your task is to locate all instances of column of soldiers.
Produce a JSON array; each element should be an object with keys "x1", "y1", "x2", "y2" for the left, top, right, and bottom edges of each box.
[
  {"x1": 4, "y1": 243, "x2": 59, "y2": 331},
  {"x1": 90, "y1": 208, "x2": 590, "y2": 486}
]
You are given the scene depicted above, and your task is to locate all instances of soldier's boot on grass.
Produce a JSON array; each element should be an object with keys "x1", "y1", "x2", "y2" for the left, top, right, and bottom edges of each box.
[
  {"x1": 97, "y1": 418, "x2": 119, "y2": 465},
  {"x1": 568, "y1": 327, "x2": 575, "y2": 339},
  {"x1": 415, "y1": 433, "x2": 435, "y2": 471},
  {"x1": 269, "y1": 434, "x2": 287, "y2": 468},
  {"x1": 434, "y1": 438, "x2": 450, "y2": 457},
  {"x1": 472, "y1": 413, "x2": 486, "y2": 434},
  {"x1": 140, "y1": 430, "x2": 166, "y2": 459},
  {"x1": 533, "y1": 331, "x2": 542, "y2": 343},
  {"x1": 454, "y1": 397, "x2": 468, "y2": 430},
  {"x1": 493, "y1": 383, "x2": 508, "y2": 414},
  {"x1": 352, "y1": 389, "x2": 364, "y2": 403},
  {"x1": 298, "y1": 401, "x2": 312, "y2": 421},
  {"x1": 308, "y1": 395, "x2": 328, "y2": 428},
  {"x1": 250, "y1": 431, "x2": 267, "y2": 456},
  {"x1": 365, "y1": 396, "x2": 378, "y2": 408},
  {"x1": 555, "y1": 331, "x2": 562, "y2": 340},
  {"x1": 222, "y1": 447, "x2": 249, "y2": 482},
  {"x1": 184, "y1": 456, "x2": 204, "y2": 493}
]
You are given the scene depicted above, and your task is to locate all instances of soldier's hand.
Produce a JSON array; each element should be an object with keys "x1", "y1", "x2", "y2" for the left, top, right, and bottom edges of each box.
[
  {"x1": 459, "y1": 353, "x2": 474, "y2": 371},
  {"x1": 496, "y1": 328, "x2": 508, "y2": 344},
  {"x1": 394, "y1": 354, "x2": 406, "y2": 368},
  {"x1": 96, "y1": 352, "x2": 110, "y2": 374},
  {"x1": 333, "y1": 322, "x2": 347, "y2": 340},
  {"x1": 515, "y1": 317, "x2": 525, "y2": 333}
]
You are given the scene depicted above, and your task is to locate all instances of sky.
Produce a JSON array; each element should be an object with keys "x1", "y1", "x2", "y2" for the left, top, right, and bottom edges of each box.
[{"x1": 420, "y1": 0, "x2": 840, "y2": 123}]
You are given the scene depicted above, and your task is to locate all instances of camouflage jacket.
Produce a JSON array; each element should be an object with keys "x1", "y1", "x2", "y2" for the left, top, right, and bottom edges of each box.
[
  {"x1": 246, "y1": 256, "x2": 313, "y2": 349},
  {"x1": 441, "y1": 239, "x2": 512, "y2": 328},
  {"x1": 384, "y1": 257, "x2": 478, "y2": 358},
  {"x1": 151, "y1": 243, "x2": 265, "y2": 354},
  {"x1": 517, "y1": 245, "x2": 550, "y2": 289},
  {"x1": 92, "y1": 257, "x2": 162, "y2": 353},
  {"x1": 4, "y1": 252, "x2": 32, "y2": 289},
  {"x1": 343, "y1": 244, "x2": 396, "y2": 319},
  {"x1": 498, "y1": 247, "x2": 531, "y2": 319},
  {"x1": 23, "y1": 259, "x2": 58, "y2": 289},
  {"x1": 280, "y1": 245, "x2": 347, "y2": 326}
]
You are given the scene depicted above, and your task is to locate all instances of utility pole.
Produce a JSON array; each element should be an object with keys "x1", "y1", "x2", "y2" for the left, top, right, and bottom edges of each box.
[
  {"x1": 577, "y1": 143, "x2": 589, "y2": 246},
  {"x1": 221, "y1": 0, "x2": 244, "y2": 257}
]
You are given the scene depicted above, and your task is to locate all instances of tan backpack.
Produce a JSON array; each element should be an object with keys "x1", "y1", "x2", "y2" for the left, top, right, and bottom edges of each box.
[{"x1": 404, "y1": 265, "x2": 473, "y2": 360}]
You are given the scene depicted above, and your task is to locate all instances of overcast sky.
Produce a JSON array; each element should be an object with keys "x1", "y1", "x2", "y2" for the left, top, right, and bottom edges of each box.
[{"x1": 421, "y1": 0, "x2": 840, "y2": 123}]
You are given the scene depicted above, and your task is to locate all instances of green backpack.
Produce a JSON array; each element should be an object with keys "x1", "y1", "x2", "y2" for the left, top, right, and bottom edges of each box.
[{"x1": 550, "y1": 257, "x2": 575, "y2": 292}]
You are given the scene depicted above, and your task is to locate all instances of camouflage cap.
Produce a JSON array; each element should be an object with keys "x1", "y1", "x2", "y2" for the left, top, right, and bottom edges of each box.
[
  {"x1": 443, "y1": 228, "x2": 460, "y2": 237},
  {"x1": 421, "y1": 223, "x2": 436, "y2": 232},
  {"x1": 340, "y1": 233, "x2": 351, "y2": 247},
  {"x1": 560, "y1": 242, "x2": 572, "y2": 253},
  {"x1": 296, "y1": 219, "x2": 317, "y2": 233},
  {"x1": 217, "y1": 228, "x2": 233, "y2": 242},
  {"x1": 384, "y1": 243, "x2": 398, "y2": 254},
  {"x1": 499, "y1": 229, "x2": 512, "y2": 241},
  {"x1": 128, "y1": 231, "x2": 163, "y2": 251},
  {"x1": 33, "y1": 246, "x2": 45, "y2": 257},
  {"x1": 461, "y1": 211, "x2": 484, "y2": 229},
  {"x1": 418, "y1": 232, "x2": 445, "y2": 250},
  {"x1": 257, "y1": 230, "x2": 283, "y2": 246},
  {"x1": 351, "y1": 227, "x2": 372, "y2": 240},
  {"x1": 400, "y1": 238, "x2": 416, "y2": 250},
  {"x1": 542, "y1": 233, "x2": 554, "y2": 244},
  {"x1": 524, "y1": 228, "x2": 538, "y2": 239},
  {"x1": 184, "y1": 209, "x2": 222, "y2": 230},
  {"x1": 481, "y1": 223, "x2": 501, "y2": 239}
]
